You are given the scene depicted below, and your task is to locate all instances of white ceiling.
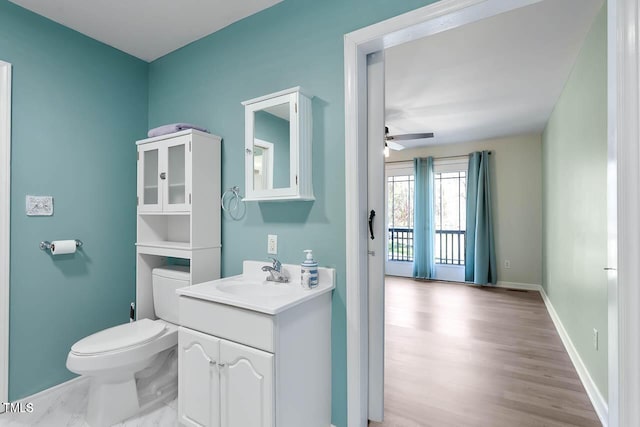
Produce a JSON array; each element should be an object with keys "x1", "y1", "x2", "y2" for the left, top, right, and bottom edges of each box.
[
  {"x1": 9, "y1": 0, "x2": 282, "y2": 62},
  {"x1": 385, "y1": 0, "x2": 604, "y2": 148}
]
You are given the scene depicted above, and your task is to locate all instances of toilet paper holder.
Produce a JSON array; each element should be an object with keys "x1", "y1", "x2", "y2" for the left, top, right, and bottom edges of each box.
[{"x1": 40, "y1": 239, "x2": 83, "y2": 252}]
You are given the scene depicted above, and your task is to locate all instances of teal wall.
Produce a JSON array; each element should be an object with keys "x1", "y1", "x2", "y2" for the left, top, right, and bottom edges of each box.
[
  {"x1": 542, "y1": 5, "x2": 607, "y2": 398},
  {"x1": 254, "y1": 110, "x2": 290, "y2": 188},
  {"x1": 0, "y1": 1, "x2": 148, "y2": 399},
  {"x1": 148, "y1": 0, "x2": 436, "y2": 424}
]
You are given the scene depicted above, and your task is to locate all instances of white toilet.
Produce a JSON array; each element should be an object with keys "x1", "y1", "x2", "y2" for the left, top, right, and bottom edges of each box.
[{"x1": 67, "y1": 265, "x2": 190, "y2": 427}]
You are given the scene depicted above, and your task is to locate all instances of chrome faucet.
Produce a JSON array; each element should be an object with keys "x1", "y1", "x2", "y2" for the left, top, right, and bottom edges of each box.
[{"x1": 262, "y1": 257, "x2": 289, "y2": 283}]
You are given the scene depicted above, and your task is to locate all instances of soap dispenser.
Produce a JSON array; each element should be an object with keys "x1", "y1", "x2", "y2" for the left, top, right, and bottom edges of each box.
[{"x1": 301, "y1": 249, "x2": 319, "y2": 288}]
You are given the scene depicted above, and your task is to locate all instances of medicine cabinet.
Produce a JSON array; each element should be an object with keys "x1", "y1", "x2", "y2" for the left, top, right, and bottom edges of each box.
[{"x1": 242, "y1": 87, "x2": 314, "y2": 201}]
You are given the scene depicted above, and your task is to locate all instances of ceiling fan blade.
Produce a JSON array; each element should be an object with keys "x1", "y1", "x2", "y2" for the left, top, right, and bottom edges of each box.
[
  {"x1": 387, "y1": 132, "x2": 434, "y2": 141},
  {"x1": 386, "y1": 140, "x2": 406, "y2": 151}
]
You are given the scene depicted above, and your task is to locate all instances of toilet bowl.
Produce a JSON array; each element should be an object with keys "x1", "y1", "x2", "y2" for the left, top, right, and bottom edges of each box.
[{"x1": 66, "y1": 265, "x2": 189, "y2": 427}]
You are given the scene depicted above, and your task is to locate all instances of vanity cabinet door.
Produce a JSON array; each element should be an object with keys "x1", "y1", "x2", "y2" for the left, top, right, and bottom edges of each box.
[
  {"x1": 138, "y1": 142, "x2": 163, "y2": 212},
  {"x1": 220, "y1": 340, "x2": 274, "y2": 427},
  {"x1": 178, "y1": 327, "x2": 221, "y2": 427}
]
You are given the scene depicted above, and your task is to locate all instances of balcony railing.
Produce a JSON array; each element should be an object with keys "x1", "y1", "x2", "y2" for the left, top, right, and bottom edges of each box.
[
  {"x1": 388, "y1": 227, "x2": 414, "y2": 262},
  {"x1": 435, "y1": 230, "x2": 465, "y2": 265},
  {"x1": 387, "y1": 228, "x2": 465, "y2": 265}
]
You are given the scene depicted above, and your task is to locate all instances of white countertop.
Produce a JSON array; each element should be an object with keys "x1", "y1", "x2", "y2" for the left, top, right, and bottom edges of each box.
[{"x1": 176, "y1": 261, "x2": 335, "y2": 315}]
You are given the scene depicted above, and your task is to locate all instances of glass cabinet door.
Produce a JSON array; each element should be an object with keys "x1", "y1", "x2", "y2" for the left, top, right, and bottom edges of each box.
[
  {"x1": 139, "y1": 145, "x2": 162, "y2": 211},
  {"x1": 164, "y1": 137, "x2": 191, "y2": 211}
]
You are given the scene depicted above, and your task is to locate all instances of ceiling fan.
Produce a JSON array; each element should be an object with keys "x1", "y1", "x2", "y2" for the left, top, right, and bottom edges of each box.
[{"x1": 385, "y1": 126, "x2": 434, "y2": 151}]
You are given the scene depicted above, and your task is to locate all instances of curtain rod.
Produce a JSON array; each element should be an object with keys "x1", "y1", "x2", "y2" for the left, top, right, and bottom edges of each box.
[{"x1": 385, "y1": 151, "x2": 491, "y2": 164}]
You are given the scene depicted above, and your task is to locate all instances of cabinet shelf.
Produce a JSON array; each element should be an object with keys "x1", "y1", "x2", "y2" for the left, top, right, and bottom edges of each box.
[
  {"x1": 137, "y1": 241, "x2": 192, "y2": 250},
  {"x1": 136, "y1": 241, "x2": 222, "y2": 250},
  {"x1": 137, "y1": 212, "x2": 190, "y2": 216},
  {"x1": 136, "y1": 241, "x2": 221, "y2": 258}
]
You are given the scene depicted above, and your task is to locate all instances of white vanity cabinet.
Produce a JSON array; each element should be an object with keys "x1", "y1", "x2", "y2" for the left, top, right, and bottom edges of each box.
[
  {"x1": 178, "y1": 328, "x2": 274, "y2": 427},
  {"x1": 176, "y1": 264, "x2": 333, "y2": 427}
]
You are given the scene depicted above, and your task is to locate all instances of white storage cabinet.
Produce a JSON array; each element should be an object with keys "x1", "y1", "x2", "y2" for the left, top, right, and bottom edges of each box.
[{"x1": 135, "y1": 129, "x2": 222, "y2": 319}]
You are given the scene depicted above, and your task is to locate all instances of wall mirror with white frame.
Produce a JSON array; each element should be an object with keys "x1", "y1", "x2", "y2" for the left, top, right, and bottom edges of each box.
[{"x1": 242, "y1": 86, "x2": 314, "y2": 201}]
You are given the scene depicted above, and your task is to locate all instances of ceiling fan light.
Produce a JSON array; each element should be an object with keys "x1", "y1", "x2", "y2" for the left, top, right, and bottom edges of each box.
[{"x1": 384, "y1": 142, "x2": 390, "y2": 158}]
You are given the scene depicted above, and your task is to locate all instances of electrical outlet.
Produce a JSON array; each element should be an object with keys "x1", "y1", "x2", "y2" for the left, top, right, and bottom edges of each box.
[
  {"x1": 504, "y1": 260, "x2": 511, "y2": 269},
  {"x1": 593, "y1": 328, "x2": 599, "y2": 350},
  {"x1": 267, "y1": 234, "x2": 278, "y2": 255}
]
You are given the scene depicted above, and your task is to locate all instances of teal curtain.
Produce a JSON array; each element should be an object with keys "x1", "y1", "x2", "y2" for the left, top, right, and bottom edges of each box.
[
  {"x1": 465, "y1": 151, "x2": 497, "y2": 284},
  {"x1": 413, "y1": 157, "x2": 435, "y2": 279}
]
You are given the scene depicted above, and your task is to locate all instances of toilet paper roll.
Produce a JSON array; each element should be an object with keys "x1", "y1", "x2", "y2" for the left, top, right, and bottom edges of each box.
[{"x1": 50, "y1": 240, "x2": 77, "y2": 255}]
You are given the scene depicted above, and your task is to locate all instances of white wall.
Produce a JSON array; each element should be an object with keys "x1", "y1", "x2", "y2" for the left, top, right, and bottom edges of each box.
[{"x1": 387, "y1": 133, "x2": 542, "y2": 286}]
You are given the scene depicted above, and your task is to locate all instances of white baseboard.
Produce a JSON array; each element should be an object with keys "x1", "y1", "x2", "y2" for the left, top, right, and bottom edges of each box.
[
  {"x1": 539, "y1": 288, "x2": 608, "y2": 426},
  {"x1": 495, "y1": 281, "x2": 542, "y2": 291},
  {"x1": 14, "y1": 376, "x2": 86, "y2": 403}
]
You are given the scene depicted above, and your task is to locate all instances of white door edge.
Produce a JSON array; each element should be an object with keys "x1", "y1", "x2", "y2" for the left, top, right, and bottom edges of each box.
[
  {"x1": 366, "y1": 50, "x2": 385, "y2": 421},
  {"x1": 0, "y1": 59, "x2": 11, "y2": 405},
  {"x1": 344, "y1": 0, "x2": 632, "y2": 426}
]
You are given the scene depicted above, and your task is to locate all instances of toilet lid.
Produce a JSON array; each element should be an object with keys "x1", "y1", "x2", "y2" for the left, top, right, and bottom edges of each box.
[{"x1": 71, "y1": 318, "x2": 166, "y2": 356}]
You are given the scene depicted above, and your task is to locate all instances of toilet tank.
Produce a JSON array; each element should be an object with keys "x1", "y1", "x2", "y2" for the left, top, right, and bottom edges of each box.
[{"x1": 152, "y1": 265, "x2": 190, "y2": 324}]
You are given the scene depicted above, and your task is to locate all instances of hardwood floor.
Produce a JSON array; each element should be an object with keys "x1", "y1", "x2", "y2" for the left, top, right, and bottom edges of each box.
[{"x1": 369, "y1": 277, "x2": 601, "y2": 427}]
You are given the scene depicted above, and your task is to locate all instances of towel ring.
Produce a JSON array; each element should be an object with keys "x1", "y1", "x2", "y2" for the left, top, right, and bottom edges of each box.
[{"x1": 221, "y1": 186, "x2": 244, "y2": 220}]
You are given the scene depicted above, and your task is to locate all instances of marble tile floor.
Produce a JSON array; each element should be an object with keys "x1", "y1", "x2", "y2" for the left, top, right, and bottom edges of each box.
[{"x1": 0, "y1": 378, "x2": 177, "y2": 427}]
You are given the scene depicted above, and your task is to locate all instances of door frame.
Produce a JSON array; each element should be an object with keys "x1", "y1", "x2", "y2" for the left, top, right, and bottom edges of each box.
[
  {"x1": 0, "y1": 60, "x2": 12, "y2": 404},
  {"x1": 344, "y1": 0, "x2": 638, "y2": 426}
]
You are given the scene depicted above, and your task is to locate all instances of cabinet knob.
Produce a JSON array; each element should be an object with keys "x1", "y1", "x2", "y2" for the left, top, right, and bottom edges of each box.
[
  {"x1": 160, "y1": 172, "x2": 167, "y2": 180},
  {"x1": 245, "y1": 148, "x2": 252, "y2": 154}
]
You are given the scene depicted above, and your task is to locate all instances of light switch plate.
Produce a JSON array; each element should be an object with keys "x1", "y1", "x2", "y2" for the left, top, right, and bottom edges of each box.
[{"x1": 26, "y1": 195, "x2": 53, "y2": 216}]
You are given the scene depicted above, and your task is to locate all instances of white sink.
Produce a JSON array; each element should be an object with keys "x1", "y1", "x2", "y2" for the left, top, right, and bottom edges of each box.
[
  {"x1": 176, "y1": 261, "x2": 335, "y2": 314},
  {"x1": 216, "y1": 282, "x2": 296, "y2": 297}
]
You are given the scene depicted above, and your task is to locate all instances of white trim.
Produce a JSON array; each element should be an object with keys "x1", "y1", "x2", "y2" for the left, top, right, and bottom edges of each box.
[
  {"x1": 0, "y1": 60, "x2": 11, "y2": 405},
  {"x1": 344, "y1": 2, "x2": 546, "y2": 425},
  {"x1": 608, "y1": 1, "x2": 640, "y2": 426},
  {"x1": 494, "y1": 281, "x2": 542, "y2": 292},
  {"x1": 540, "y1": 288, "x2": 609, "y2": 426}
]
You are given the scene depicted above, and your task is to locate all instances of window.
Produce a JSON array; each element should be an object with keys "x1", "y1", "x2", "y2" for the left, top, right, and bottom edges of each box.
[
  {"x1": 434, "y1": 159, "x2": 467, "y2": 265},
  {"x1": 385, "y1": 159, "x2": 467, "y2": 267},
  {"x1": 387, "y1": 167, "x2": 414, "y2": 262}
]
